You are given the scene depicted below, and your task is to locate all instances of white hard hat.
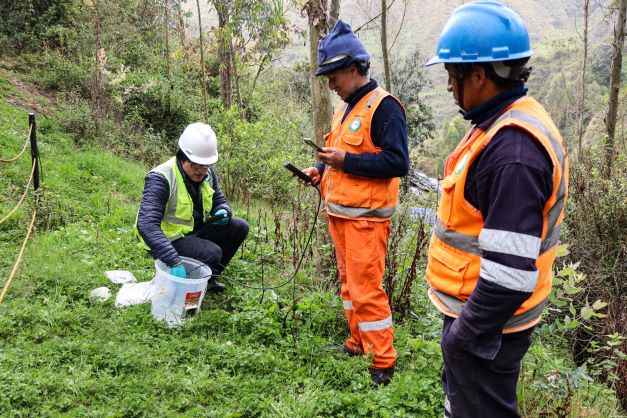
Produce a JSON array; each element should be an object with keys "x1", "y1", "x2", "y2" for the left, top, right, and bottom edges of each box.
[{"x1": 178, "y1": 122, "x2": 218, "y2": 165}]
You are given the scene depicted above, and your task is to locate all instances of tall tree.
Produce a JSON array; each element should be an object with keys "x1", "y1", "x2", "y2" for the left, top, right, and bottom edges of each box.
[
  {"x1": 214, "y1": 0, "x2": 234, "y2": 109},
  {"x1": 380, "y1": 0, "x2": 391, "y2": 91},
  {"x1": 230, "y1": 0, "x2": 292, "y2": 118},
  {"x1": 577, "y1": 0, "x2": 589, "y2": 158},
  {"x1": 303, "y1": 0, "x2": 334, "y2": 148},
  {"x1": 195, "y1": 0, "x2": 209, "y2": 122},
  {"x1": 604, "y1": 0, "x2": 626, "y2": 176},
  {"x1": 90, "y1": 0, "x2": 104, "y2": 138},
  {"x1": 303, "y1": 0, "x2": 338, "y2": 278}
]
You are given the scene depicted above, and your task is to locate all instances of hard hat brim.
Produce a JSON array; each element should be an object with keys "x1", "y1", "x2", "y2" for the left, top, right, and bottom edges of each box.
[
  {"x1": 315, "y1": 56, "x2": 357, "y2": 76},
  {"x1": 424, "y1": 51, "x2": 533, "y2": 67},
  {"x1": 186, "y1": 153, "x2": 218, "y2": 165}
]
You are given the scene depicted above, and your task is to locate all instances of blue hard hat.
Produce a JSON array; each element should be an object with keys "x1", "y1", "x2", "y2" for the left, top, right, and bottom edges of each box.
[
  {"x1": 316, "y1": 20, "x2": 370, "y2": 76},
  {"x1": 426, "y1": 1, "x2": 532, "y2": 66}
]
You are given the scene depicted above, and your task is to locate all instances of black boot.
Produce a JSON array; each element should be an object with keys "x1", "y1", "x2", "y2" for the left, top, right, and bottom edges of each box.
[
  {"x1": 207, "y1": 277, "x2": 226, "y2": 293},
  {"x1": 370, "y1": 365, "x2": 395, "y2": 387},
  {"x1": 342, "y1": 345, "x2": 361, "y2": 357}
]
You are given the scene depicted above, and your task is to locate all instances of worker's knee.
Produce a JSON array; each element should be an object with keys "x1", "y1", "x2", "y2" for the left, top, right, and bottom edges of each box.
[
  {"x1": 230, "y1": 217, "x2": 249, "y2": 241},
  {"x1": 198, "y1": 243, "x2": 222, "y2": 266}
]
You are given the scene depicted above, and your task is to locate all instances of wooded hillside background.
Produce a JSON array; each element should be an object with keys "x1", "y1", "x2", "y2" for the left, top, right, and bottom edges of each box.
[{"x1": 0, "y1": 0, "x2": 625, "y2": 415}]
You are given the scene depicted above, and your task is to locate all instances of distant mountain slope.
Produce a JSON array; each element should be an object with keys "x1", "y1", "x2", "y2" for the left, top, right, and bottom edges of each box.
[{"x1": 183, "y1": 1, "x2": 611, "y2": 128}]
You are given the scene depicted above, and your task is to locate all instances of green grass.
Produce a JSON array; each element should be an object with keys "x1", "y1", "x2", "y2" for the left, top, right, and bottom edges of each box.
[
  {"x1": 0, "y1": 72, "x2": 445, "y2": 417},
  {"x1": 0, "y1": 71, "x2": 622, "y2": 417}
]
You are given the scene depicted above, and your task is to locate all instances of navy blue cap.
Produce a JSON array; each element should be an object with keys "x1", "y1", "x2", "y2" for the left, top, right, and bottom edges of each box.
[{"x1": 316, "y1": 20, "x2": 370, "y2": 76}]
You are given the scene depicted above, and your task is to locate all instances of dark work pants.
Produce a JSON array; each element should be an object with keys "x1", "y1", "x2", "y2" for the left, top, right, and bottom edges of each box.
[
  {"x1": 441, "y1": 316, "x2": 534, "y2": 418},
  {"x1": 172, "y1": 217, "x2": 249, "y2": 277}
]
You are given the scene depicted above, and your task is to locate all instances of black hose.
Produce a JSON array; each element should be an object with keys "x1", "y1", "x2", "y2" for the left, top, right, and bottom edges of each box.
[{"x1": 186, "y1": 184, "x2": 322, "y2": 291}]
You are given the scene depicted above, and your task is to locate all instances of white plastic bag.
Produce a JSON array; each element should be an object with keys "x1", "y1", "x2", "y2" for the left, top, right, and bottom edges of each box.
[
  {"x1": 114, "y1": 280, "x2": 156, "y2": 307},
  {"x1": 90, "y1": 287, "x2": 111, "y2": 302},
  {"x1": 105, "y1": 270, "x2": 137, "y2": 284}
]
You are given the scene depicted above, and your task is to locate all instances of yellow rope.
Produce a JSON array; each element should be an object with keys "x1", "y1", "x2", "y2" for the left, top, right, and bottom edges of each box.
[
  {"x1": 0, "y1": 194, "x2": 39, "y2": 303},
  {"x1": 0, "y1": 124, "x2": 33, "y2": 163},
  {"x1": 0, "y1": 158, "x2": 37, "y2": 225}
]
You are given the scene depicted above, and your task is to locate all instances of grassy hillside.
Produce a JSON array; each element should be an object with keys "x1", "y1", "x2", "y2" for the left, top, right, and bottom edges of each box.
[
  {"x1": 0, "y1": 69, "x2": 622, "y2": 416},
  {"x1": 0, "y1": 70, "x2": 446, "y2": 416}
]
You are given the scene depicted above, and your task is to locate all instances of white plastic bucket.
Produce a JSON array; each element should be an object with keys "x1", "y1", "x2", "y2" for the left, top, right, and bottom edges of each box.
[{"x1": 151, "y1": 256, "x2": 211, "y2": 327}]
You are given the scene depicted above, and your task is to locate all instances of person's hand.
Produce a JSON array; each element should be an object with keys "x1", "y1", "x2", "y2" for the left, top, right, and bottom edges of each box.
[
  {"x1": 170, "y1": 263, "x2": 187, "y2": 279},
  {"x1": 210, "y1": 208, "x2": 230, "y2": 226},
  {"x1": 302, "y1": 167, "x2": 321, "y2": 186},
  {"x1": 317, "y1": 147, "x2": 346, "y2": 169}
]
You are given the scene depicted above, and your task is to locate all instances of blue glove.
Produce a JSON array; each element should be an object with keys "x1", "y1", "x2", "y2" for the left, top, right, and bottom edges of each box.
[
  {"x1": 210, "y1": 208, "x2": 230, "y2": 226},
  {"x1": 170, "y1": 264, "x2": 187, "y2": 279}
]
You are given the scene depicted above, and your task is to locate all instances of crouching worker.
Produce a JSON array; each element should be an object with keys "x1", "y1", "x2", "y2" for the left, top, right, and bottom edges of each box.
[{"x1": 134, "y1": 122, "x2": 249, "y2": 291}]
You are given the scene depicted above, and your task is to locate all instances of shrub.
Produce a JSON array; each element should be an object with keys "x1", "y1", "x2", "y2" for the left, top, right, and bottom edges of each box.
[
  {"x1": 33, "y1": 51, "x2": 91, "y2": 97},
  {"x1": 0, "y1": 0, "x2": 78, "y2": 52},
  {"x1": 115, "y1": 71, "x2": 193, "y2": 141},
  {"x1": 560, "y1": 145, "x2": 627, "y2": 407}
]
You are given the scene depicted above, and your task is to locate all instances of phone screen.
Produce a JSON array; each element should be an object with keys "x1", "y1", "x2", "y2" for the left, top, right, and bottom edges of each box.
[{"x1": 303, "y1": 139, "x2": 323, "y2": 152}]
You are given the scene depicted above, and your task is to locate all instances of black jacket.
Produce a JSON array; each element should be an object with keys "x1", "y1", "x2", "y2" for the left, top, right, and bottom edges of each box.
[{"x1": 136, "y1": 159, "x2": 230, "y2": 266}]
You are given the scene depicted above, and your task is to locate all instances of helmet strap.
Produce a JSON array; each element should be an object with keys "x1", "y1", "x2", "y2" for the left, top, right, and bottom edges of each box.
[{"x1": 454, "y1": 65, "x2": 467, "y2": 116}]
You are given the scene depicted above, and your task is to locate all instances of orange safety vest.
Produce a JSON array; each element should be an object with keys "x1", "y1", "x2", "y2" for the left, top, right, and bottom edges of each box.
[
  {"x1": 321, "y1": 86, "x2": 405, "y2": 220},
  {"x1": 426, "y1": 96, "x2": 569, "y2": 333}
]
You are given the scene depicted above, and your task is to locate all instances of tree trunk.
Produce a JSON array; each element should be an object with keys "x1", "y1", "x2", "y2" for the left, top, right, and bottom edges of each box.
[
  {"x1": 174, "y1": 0, "x2": 187, "y2": 49},
  {"x1": 91, "y1": 0, "x2": 103, "y2": 141},
  {"x1": 231, "y1": 46, "x2": 244, "y2": 118},
  {"x1": 216, "y1": 1, "x2": 233, "y2": 109},
  {"x1": 576, "y1": 0, "x2": 589, "y2": 159},
  {"x1": 604, "y1": 0, "x2": 626, "y2": 177},
  {"x1": 306, "y1": 0, "x2": 336, "y2": 279},
  {"x1": 307, "y1": 2, "x2": 333, "y2": 150},
  {"x1": 164, "y1": 0, "x2": 172, "y2": 116},
  {"x1": 164, "y1": 0, "x2": 171, "y2": 82},
  {"x1": 381, "y1": 0, "x2": 391, "y2": 92},
  {"x1": 329, "y1": 0, "x2": 340, "y2": 27},
  {"x1": 195, "y1": 0, "x2": 209, "y2": 122}
]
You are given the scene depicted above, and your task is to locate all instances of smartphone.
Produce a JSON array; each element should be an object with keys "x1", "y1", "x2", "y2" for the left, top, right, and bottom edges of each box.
[
  {"x1": 283, "y1": 162, "x2": 313, "y2": 183},
  {"x1": 206, "y1": 212, "x2": 228, "y2": 223},
  {"x1": 303, "y1": 138, "x2": 323, "y2": 152}
]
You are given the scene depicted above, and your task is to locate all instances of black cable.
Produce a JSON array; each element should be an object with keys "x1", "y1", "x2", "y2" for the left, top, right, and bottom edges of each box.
[{"x1": 186, "y1": 184, "x2": 322, "y2": 291}]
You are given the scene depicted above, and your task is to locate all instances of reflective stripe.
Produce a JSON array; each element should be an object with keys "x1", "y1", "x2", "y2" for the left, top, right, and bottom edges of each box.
[
  {"x1": 491, "y1": 109, "x2": 567, "y2": 255},
  {"x1": 167, "y1": 233, "x2": 184, "y2": 242},
  {"x1": 339, "y1": 103, "x2": 348, "y2": 117},
  {"x1": 321, "y1": 53, "x2": 349, "y2": 65},
  {"x1": 163, "y1": 214, "x2": 192, "y2": 226},
  {"x1": 153, "y1": 159, "x2": 178, "y2": 213},
  {"x1": 479, "y1": 228, "x2": 541, "y2": 259},
  {"x1": 342, "y1": 300, "x2": 353, "y2": 310},
  {"x1": 434, "y1": 218, "x2": 481, "y2": 255},
  {"x1": 327, "y1": 202, "x2": 396, "y2": 219},
  {"x1": 540, "y1": 223, "x2": 561, "y2": 254},
  {"x1": 444, "y1": 396, "x2": 451, "y2": 418},
  {"x1": 430, "y1": 288, "x2": 546, "y2": 331},
  {"x1": 358, "y1": 315, "x2": 393, "y2": 332},
  {"x1": 365, "y1": 91, "x2": 383, "y2": 108},
  {"x1": 480, "y1": 258, "x2": 538, "y2": 292},
  {"x1": 545, "y1": 177, "x2": 566, "y2": 249},
  {"x1": 492, "y1": 110, "x2": 565, "y2": 170}
]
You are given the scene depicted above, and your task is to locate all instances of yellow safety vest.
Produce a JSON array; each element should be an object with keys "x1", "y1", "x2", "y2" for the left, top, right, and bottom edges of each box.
[{"x1": 134, "y1": 157, "x2": 215, "y2": 248}]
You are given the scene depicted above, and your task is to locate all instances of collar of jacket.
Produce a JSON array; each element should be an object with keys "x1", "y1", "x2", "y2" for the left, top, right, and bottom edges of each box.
[
  {"x1": 344, "y1": 79, "x2": 378, "y2": 106},
  {"x1": 464, "y1": 85, "x2": 528, "y2": 127}
]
